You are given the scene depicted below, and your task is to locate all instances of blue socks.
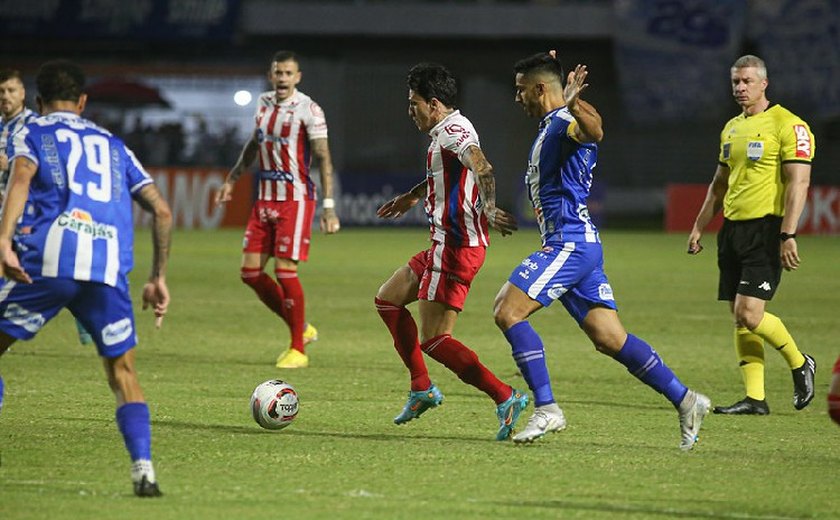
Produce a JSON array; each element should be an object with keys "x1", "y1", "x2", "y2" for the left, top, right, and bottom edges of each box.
[
  {"x1": 505, "y1": 321, "x2": 555, "y2": 406},
  {"x1": 116, "y1": 402, "x2": 152, "y2": 461},
  {"x1": 615, "y1": 334, "x2": 688, "y2": 406}
]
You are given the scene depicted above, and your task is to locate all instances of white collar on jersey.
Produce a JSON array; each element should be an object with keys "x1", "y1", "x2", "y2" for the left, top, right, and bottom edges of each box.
[
  {"x1": 428, "y1": 109, "x2": 461, "y2": 137},
  {"x1": 272, "y1": 89, "x2": 300, "y2": 106}
]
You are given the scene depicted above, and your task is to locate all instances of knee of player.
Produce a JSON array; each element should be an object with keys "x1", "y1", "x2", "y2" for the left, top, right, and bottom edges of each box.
[
  {"x1": 734, "y1": 309, "x2": 763, "y2": 330},
  {"x1": 492, "y1": 298, "x2": 520, "y2": 331}
]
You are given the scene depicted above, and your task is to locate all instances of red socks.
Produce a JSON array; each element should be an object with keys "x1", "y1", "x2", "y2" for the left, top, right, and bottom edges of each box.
[
  {"x1": 421, "y1": 334, "x2": 510, "y2": 404},
  {"x1": 830, "y1": 356, "x2": 840, "y2": 427},
  {"x1": 375, "y1": 298, "x2": 430, "y2": 391},
  {"x1": 241, "y1": 268, "x2": 288, "y2": 323},
  {"x1": 276, "y1": 269, "x2": 306, "y2": 352}
]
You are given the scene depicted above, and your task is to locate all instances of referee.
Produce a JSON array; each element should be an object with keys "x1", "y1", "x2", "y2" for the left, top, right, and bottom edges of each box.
[{"x1": 687, "y1": 55, "x2": 816, "y2": 415}]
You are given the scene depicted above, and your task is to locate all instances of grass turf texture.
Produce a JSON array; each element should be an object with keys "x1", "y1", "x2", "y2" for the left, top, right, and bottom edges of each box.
[{"x1": 0, "y1": 228, "x2": 837, "y2": 519}]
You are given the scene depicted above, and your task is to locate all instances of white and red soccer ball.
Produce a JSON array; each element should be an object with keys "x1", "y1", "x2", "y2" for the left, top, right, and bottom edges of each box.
[{"x1": 250, "y1": 379, "x2": 299, "y2": 430}]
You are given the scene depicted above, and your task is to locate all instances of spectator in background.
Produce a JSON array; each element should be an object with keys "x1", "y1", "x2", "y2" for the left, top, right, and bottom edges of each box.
[
  {"x1": 215, "y1": 51, "x2": 340, "y2": 368},
  {"x1": 687, "y1": 54, "x2": 816, "y2": 416}
]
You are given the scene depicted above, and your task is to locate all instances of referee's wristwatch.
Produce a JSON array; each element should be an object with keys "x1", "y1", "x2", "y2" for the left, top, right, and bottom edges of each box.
[{"x1": 779, "y1": 232, "x2": 797, "y2": 242}]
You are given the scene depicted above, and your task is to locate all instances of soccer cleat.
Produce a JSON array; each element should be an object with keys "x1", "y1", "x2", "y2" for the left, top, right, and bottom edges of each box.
[
  {"x1": 512, "y1": 406, "x2": 566, "y2": 444},
  {"x1": 713, "y1": 397, "x2": 769, "y2": 415},
  {"x1": 275, "y1": 348, "x2": 309, "y2": 369},
  {"x1": 678, "y1": 390, "x2": 711, "y2": 451},
  {"x1": 394, "y1": 384, "x2": 443, "y2": 424},
  {"x1": 495, "y1": 389, "x2": 529, "y2": 441},
  {"x1": 133, "y1": 475, "x2": 163, "y2": 498},
  {"x1": 791, "y1": 354, "x2": 816, "y2": 410},
  {"x1": 303, "y1": 323, "x2": 319, "y2": 346}
]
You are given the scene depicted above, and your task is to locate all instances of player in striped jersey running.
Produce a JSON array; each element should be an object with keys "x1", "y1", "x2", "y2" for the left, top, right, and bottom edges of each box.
[
  {"x1": 375, "y1": 63, "x2": 528, "y2": 440},
  {"x1": 216, "y1": 51, "x2": 340, "y2": 369},
  {"x1": 0, "y1": 60, "x2": 172, "y2": 496}
]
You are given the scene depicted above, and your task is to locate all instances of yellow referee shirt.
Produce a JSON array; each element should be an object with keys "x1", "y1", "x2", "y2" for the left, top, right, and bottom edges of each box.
[{"x1": 718, "y1": 104, "x2": 815, "y2": 220}]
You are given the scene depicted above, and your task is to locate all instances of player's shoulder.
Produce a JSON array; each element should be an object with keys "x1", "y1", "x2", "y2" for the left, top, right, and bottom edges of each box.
[
  {"x1": 436, "y1": 111, "x2": 479, "y2": 148},
  {"x1": 767, "y1": 104, "x2": 809, "y2": 127}
]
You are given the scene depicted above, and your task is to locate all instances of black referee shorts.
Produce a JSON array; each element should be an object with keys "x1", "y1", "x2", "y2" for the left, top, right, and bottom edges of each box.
[{"x1": 717, "y1": 215, "x2": 783, "y2": 301}]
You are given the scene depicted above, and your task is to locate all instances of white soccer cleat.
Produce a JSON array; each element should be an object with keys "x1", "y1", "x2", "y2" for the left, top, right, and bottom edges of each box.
[
  {"x1": 512, "y1": 406, "x2": 567, "y2": 443},
  {"x1": 678, "y1": 390, "x2": 711, "y2": 451}
]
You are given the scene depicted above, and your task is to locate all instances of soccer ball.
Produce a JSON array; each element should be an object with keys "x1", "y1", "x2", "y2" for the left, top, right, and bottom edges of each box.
[{"x1": 250, "y1": 379, "x2": 299, "y2": 430}]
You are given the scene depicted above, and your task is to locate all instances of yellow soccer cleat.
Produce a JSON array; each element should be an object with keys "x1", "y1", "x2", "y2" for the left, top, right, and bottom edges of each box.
[
  {"x1": 303, "y1": 323, "x2": 319, "y2": 346},
  {"x1": 276, "y1": 348, "x2": 309, "y2": 369}
]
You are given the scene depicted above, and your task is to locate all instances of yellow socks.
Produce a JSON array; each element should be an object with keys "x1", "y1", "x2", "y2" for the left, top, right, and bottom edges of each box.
[
  {"x1": 735, "y1": 327, "x2": 766, "y2": 400},
  {"x1": 752, "y1": 312, "x2": 806, "y2": 370}
]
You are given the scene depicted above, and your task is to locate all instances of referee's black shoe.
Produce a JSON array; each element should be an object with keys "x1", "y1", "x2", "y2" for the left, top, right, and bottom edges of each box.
[
  {"x1": 792, "y1": 354, "x2": 816, "y2": 410},
  {"x1": 713, "y1": 397, "x2": 770, "y2": 415}
]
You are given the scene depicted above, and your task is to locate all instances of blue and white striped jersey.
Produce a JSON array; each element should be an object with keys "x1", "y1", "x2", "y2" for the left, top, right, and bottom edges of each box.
[
  {"x1": 8, "y1": 111, "x2": 154, "y2": 290},
  {"x1": 1, "y1": 107, "x2": 37, "y2": 177},
  {"x1": 525, "y1": 106, "x2": 599, "y2": 245}
]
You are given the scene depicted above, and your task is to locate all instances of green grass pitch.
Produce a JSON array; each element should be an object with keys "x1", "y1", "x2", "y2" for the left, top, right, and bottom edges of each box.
[{"x1": 1, "y1": 228, "x2": 838, "y2": 519}]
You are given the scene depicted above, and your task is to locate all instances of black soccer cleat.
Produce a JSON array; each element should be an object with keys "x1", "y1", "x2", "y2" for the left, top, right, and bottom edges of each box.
[
  {"x1": 713, "y1": 397, "x2": 770, "y2": 415},
  {"x1": 792, "y1": 354, "x2": 816, "y2": 410},
  {"x1": 134, "y1": 475, "x2": 163, "y2": 498}
]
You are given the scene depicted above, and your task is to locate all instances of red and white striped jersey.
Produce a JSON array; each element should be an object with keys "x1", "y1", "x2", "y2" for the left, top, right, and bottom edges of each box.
[
  {"x1": 424, "y1": 110, "x2": 489, "y2": 247},
  {"x1": 253, "y1": 89, "x2": 328, "y2": 201}
]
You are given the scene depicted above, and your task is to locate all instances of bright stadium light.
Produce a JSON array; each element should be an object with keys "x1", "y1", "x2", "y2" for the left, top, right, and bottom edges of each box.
[{"x1": 234, "y1": 90, "x2": 252, "y2": 106}]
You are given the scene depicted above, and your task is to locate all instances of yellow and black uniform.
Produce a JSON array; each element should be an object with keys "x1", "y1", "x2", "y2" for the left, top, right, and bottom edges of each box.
[{"x1": 716, "y1": 104, "x2": 815, "y2": 301}]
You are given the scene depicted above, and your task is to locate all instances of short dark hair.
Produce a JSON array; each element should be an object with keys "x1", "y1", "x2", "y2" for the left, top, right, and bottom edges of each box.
[
  {"x1": 36, "y1": 60, "x2": 85, "y2": 103},
  {"x1": 0, "y1": 69, "x2": 23, "y2": 84},
  {"x1": 271, "y1": 50, "x2": 299, "y2": 65},
  {"x1": 514, "y1": 52, "x2": 565, "y2": 83},
  {"x1": 407, "y1": 63, "x2": 458, "y2": 108}
]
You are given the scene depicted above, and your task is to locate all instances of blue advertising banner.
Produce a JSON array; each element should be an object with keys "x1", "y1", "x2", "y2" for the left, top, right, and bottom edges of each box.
[
  {"x1": 750, "y1": 0, "x2": 840, "y2": 120},
  {"x1": 613, "y1": 0, "x2": 746, "y2": 123},
  {"x1": 0, "y1": 0, "x2": 241, "y2": 41}
]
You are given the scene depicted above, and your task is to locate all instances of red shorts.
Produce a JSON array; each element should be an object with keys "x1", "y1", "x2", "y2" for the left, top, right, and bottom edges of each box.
[
  {"x1": 243, "y1": 200, "x2": 315, "y2": 261},
  {"x1": 408, "y1": 242, "x2": 486, "y2": 311}
]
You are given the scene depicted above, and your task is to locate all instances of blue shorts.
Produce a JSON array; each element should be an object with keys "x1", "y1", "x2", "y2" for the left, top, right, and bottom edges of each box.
[
  {"x1": 0, "y1": 276, "x2": 137, "y2": 358},
  {"x1": 507, "y1": 241, "x2": 617, "y2": 324}
]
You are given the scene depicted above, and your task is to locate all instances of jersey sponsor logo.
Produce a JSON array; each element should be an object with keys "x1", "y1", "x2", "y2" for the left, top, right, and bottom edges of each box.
[
  {"x1": 598, "y1": 283, "x2": 614, "y2": 301},
  {"x1": 102, "y1": 318, "x2": 133, "y2": 346},
  {"x1": 57, "y1": 209, "x2": 117, "y2": 240},
  {"x1": 747, "y1": 141, "x2": 764, "y2": 161},
  {"x1": 4, "y1": 303, "x2": 45, "y2": 333},
  {"x1": 722, "y1": 142, "x2": 731, "y2": 160},
  {"x1": 444, "y1": 124, "x2": 471, "y2": 147},
  {"x1": 794, "y1": 125, "x2": 812, "y2": 158},
  {"x1": 309, "y1": 102, "x2": 325, "y2": 118},
  {"x1": 547, "y1": 283, "x2": 567, "y2": 300}
]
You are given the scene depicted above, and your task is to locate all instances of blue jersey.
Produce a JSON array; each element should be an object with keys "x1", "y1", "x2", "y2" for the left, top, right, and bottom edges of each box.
[
  {"x1": 525, "y1": 107, "x2": 599, "y2": 245},
  {"x1": 8, "y1": 111, "x2": 154, "y2": 290},
  {"x1": 2, "y1": 107, "x2": 37, "y2": 178}
]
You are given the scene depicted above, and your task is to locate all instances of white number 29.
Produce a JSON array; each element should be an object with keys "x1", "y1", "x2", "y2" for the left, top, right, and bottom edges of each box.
[{"x1": 56, "y1": 129, "x2": 112, "y2": 203}]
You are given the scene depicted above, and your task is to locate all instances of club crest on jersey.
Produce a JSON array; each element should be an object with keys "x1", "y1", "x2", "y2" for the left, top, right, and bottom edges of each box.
[
  {"x1": 794, "y1": 125, "x2": 811, "y2": 158},
  {"x1": 747, "y1": 141, "x2": 764, "y2": 161}
]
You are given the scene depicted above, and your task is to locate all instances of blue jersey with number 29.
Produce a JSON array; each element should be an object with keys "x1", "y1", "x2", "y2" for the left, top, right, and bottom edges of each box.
[{"x1": 8, "y1": 111, "x2": 153, "y2": 291}]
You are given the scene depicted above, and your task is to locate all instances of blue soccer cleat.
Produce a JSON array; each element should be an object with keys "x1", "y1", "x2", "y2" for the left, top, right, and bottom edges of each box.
[
  {"x1": 394, "y1": 384, "x2": 443, "y2": 424},
  {"x1": 495, "y1": 389, "x2": 529, "y2": 441}
]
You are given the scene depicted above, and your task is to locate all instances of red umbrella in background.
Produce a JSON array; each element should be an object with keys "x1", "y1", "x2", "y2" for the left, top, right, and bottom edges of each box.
[{"x1": 85, "y1": 77, "x2": 171, "y2": 109}]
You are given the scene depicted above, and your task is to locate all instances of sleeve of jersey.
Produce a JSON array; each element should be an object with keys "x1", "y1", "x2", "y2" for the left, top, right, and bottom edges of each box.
[
  {"x1": 448, "y1": 123, "x2": 480, "y2": 164},
  {"x1": 305, "y1": 101, "x2": 329, "y2": 140},
  {"x1": 123, "y1": 145, "x2": 155, "y2": 194},
  {"x1": 565, "y1": 120, "x2": 583, "y2": 144},
  {"x1": 8, "y1": 126, "x2": 38, "y2": 168},
  {"x1": 779, "y1": 117, "x2": 815, "y2": 163},
  {"x1": 717, "y1": 125, "x2": 730, "y2": 166}
]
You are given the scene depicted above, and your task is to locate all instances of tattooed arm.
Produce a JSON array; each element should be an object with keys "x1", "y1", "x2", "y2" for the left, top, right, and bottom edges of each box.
[
  {"x1": 135, "y1": 183, "x2": 173, "y2": 328},
  {"x1": 461, "y1": 145, "x2": 517, "y2": 236}
]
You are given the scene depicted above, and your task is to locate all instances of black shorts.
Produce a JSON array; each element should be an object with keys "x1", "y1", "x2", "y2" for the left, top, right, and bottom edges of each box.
[{"x1": 717, "y1": 215, "x2": 782, "y2": 301}]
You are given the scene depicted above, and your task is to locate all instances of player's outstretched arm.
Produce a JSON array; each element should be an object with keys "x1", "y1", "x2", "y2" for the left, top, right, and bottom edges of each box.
[
  {"x1": 312, "y1": 137, "x2": 340, "y2": 234},
  {"x1": 688, "y1": 165, "x2": 729, "y2": 255},
  {"x1": 135, "y1": 184, "x2": 173, "y2": 328},
  {"x1": 0, "y1": 156, "x2": 36, "y2": 283},
  {"x1": 462, "y1": 145, "x2": 517, "y2": 236},
  {"x1": 215, "y1": 132, "x2": 259, "y2": 208},
  {"x1": 377, "y1": 180, "x2": 425, "y2": 220}
]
